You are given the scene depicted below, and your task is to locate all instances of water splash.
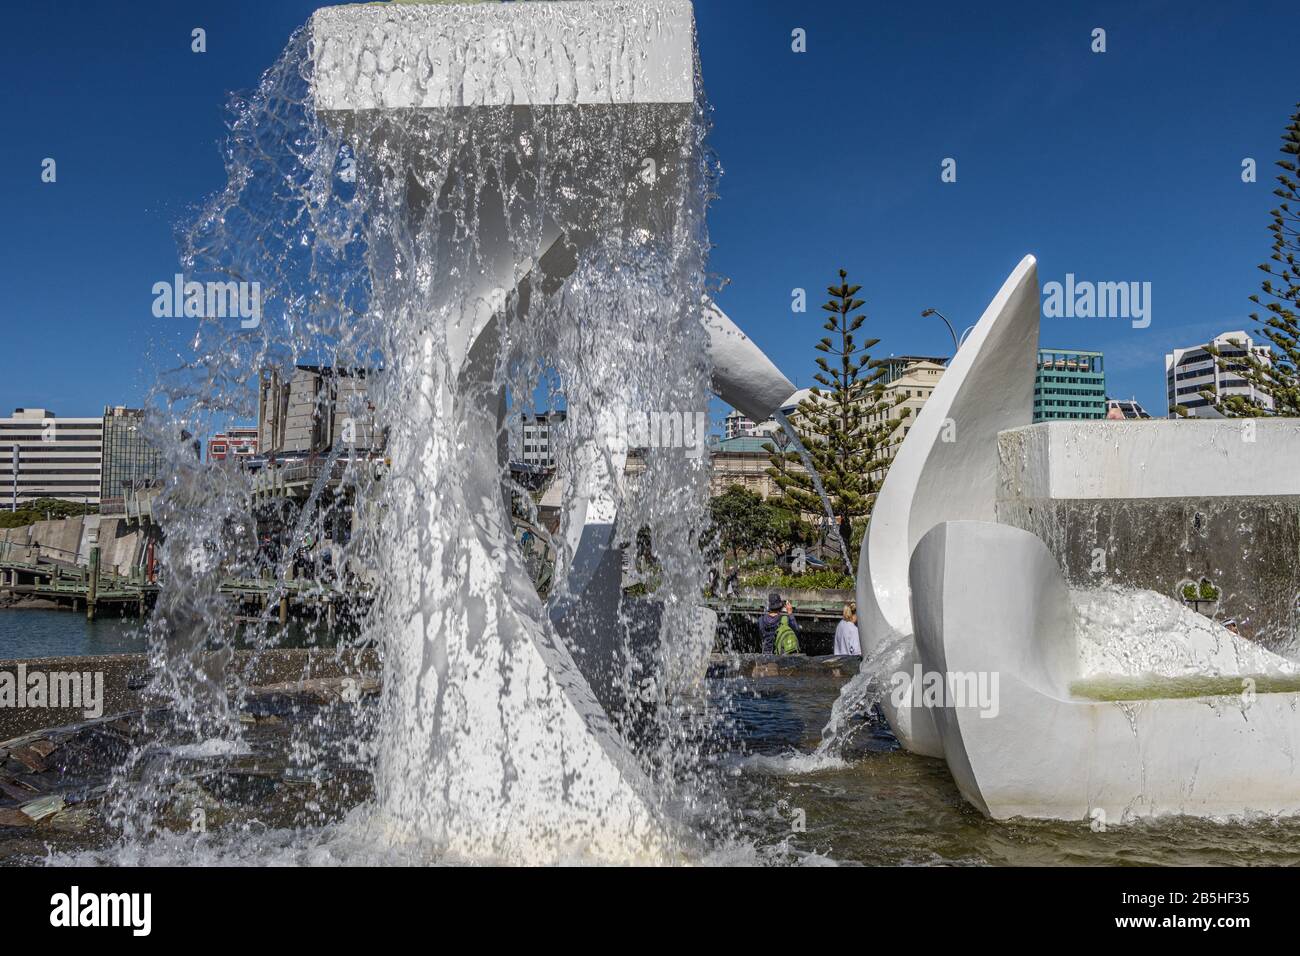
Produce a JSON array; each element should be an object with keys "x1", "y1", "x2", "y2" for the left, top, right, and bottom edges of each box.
[
  {"x1": 103, "y1": 5, "x2": 732, "y2": 864},
  {"x1": 815, "y1": 630, "x2": 910, "y2": 757}
]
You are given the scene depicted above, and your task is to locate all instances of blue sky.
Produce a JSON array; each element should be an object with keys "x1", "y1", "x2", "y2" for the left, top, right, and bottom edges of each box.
[{"x1": 1, "y1": 0, "x2": 1297, "y2": 422}]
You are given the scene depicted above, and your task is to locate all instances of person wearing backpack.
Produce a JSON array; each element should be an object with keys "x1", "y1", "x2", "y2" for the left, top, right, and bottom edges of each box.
[{"x1": 758, "y1": 592, "x2": 802, "y2": 655}]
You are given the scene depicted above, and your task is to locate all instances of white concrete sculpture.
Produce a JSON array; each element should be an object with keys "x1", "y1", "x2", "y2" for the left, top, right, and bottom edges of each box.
[
  {"x1": 911, "y1": 520, "x2": 1300, "y2": 821},
  {"x1": 310, "y1": 0, "x2": 795, "y2": 859},
  {"x1": 857, "y1": 254, "x2": 1040, "y2": 756},
  {"x1": 859, "y1": 250, "x2": 1300, "y2": 821}
]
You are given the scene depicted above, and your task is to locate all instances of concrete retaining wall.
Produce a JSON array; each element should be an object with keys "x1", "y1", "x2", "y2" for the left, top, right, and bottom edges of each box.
[{"x1": 1, "y1": 517, "x2": 147, "y2": 577}]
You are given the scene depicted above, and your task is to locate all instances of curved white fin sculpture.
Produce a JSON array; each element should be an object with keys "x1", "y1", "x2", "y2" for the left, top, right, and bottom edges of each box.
[
  {"x1": 857, "y1": 255, "x2": 1040, "y2": 756},
  {"x1": 911, "y1": 520, "x2": 1300, "y2": 822}
]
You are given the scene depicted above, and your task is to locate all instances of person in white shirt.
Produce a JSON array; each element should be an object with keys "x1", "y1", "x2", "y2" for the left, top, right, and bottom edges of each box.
[{"x1": 833, "y1": 601, "x2": 861, "y2": 656}]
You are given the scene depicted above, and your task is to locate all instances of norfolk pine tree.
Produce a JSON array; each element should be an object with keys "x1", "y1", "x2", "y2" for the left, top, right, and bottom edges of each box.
[
  {"x1": 764, "y1": 270, "x2": 901, "y2": 575},
  {"x1": 1209, "y1": 104, "x2": 1300, "y2": 416}
]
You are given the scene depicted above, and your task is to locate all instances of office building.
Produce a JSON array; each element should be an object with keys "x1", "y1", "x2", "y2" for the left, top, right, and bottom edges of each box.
[
  {"x1": 509, "y1": 411, "x2": 566, "y2": 469},
  {"x1": 869, "y1": 359, "x2": 947, "y2": 478},
  {"x1": 0, "y1": 408, "x2": 103, "y2": 507},
  {"x1": 1034, "y1": 348, "x2": 1107, "y2": 421},
  {"x1": 207, "y1": 427, "x2": 259, "y2": 463},
  {"x1": 879, "y1": 354, "x2": 950, "y2": 385},
  {"x1": 257, "y1": 366, "x2": 381, "y2": 458},
  {"x1": 722, "y1": 409, "x2": 757, "y2": 440},
  {"x1": 99, "y1": 406, "x2": 164, "y2": 501},
  {"x1": 1164, "y1": 331, "x2": 1274, "y2": 418}
]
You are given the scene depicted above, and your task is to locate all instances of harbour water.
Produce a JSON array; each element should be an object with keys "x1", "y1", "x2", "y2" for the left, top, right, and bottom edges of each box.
[
  {"x1": 0, "y1": 610, "x2": 142, "y2": 660},
  {"x1": 0, "y1": 610, "x2": 340, "y2": 660}
]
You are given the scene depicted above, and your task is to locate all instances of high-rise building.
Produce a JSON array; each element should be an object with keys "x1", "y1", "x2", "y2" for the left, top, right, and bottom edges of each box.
[
  {"x1": 99, "y1": 406, "x2": 164, "y2": 501},
  {"x1": 509, "y1": 411, "x2": 566, "y2": 468},
  {"x1": 1164, "y1": 331, "x2": 1273, "y2": 418},
  {"x1": 1034, "y1": 348, "x2": 1106, "y2": 421},
  {"x1": 0, "y1": 408, "x2": 103, "y2": 507}
]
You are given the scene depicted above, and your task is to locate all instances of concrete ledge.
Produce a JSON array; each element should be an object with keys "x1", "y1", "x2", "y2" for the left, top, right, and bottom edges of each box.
[
  {"x1": 0, "y1": 649, "x2": 379, "y2": 740},
  {"x1": 998, "y1": 419, "x2": 1300, "y2": 501},
  {"x1": 311, "y1": 0, "x2": 696, "y2": 111}
]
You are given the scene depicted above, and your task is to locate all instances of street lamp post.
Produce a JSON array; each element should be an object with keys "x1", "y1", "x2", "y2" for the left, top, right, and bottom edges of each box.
[{"x1": 920, "y1": 308, "x2": 960, "y2": 354}]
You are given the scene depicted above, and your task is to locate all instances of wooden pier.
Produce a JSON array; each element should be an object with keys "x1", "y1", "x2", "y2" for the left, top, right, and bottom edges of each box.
[{"x1": 0, "y1": 556, "x2": 364, "y2": 625}]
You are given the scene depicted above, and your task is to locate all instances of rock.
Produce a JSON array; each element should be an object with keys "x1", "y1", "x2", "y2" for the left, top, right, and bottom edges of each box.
[
  {"x1": 9, "y1": 746, "x2": 48, "y2": 773},
  {"x1": 0, "y1": 807, "x2": 32, "y2": 828},
  {"x1": 0, "y1": 777, "x2": 37, "y2": 801},
  {"x1": 48, "y1": 805, "x2": 95, "y2": 832},
  {"x1": 19, "y1": 794, "x2": 64, "y2": 821}
]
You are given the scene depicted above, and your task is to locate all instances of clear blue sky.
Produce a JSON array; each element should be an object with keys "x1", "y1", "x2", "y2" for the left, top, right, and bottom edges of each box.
[{"x1": 2, "y1": 0, "x2": 1297, "y2": 421}]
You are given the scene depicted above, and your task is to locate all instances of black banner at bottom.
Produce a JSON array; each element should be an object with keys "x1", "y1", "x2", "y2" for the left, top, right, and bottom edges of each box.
[{"x1": 0, "y1": 865, "x2": 1279, "y2": 941}]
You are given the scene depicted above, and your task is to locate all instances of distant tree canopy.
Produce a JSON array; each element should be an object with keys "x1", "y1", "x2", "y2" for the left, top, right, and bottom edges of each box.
[
  {"x1": 0, "y1": 498, "x2": 98, "y2": 530},
  {"x1": 1210, "y1": 103, "x2": 1300, "y2": 416},
  {"x1": 707, "y1": 485, "x2": 812, "y2": 568}
]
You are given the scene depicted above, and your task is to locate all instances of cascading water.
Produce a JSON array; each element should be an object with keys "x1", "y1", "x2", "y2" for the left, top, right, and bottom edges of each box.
[
  {"x1": 814, "y1": 631, "x2": 909, "y2": 759},
  {"x1": 82, "y1": 4, "x2": 738, "y2": 864},
  {"x1": 772, "y1": 410, "x2": 853, "y2": 572}
]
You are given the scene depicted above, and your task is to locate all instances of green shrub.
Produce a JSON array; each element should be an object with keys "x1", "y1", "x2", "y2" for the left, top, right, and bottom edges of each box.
[{"x1": 740, "y1": 568, "x2": 854, "y2": 591}]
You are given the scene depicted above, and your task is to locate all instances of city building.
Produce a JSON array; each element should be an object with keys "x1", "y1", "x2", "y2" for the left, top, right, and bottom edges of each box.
[
  {"x1": 257, "y1": 366, "x2": 381, "y2": 458},
  {"x1": 706, "y1": 435, "x2": 784, "y2": 499},
  {"x1": 869, "y1": 359, "x2": 947, "y2": 479},
  {"x1": 722, "y1": 408, "x2": 757, "y2": 440},
  {"x1": 99, "y1": 406, "x2": 164, "y2": 502},
  {"x1": 1164, "y1": 331, "x2": 1273, "y2": 418},
  {"x1": 1034, "y1": 348, "x2": 1107, "y2": 421},
  {"x1": 624, "y1": 434, "x2": 786, "y2": 500},
  {"x1": 509, "y1": 411, "x2": 566, "y2": 469},
  {"x1": 712, "y1": 357, "x2": 950, "y2": 489},
  {"x1": 734, "y1": 356, "x2": 950, "y2": 440},
  {"x1": 879, "y1": 354, "x2": 950, "y2": 385},
  {"x1": 0, "y1": 408, "x2": 103, "y2": 507},
  {"x1": 207, "y1": 426, "x2": 259, "y2": 463},
  {"x1": 1104, "y1": 397, "x2": 1151, "y2": 420}
]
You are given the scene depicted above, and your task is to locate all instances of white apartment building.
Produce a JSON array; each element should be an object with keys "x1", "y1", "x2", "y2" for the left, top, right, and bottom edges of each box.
[
  {"x1": 510, "y1": 410, "x2": 566, "y2": 468},
  {"x1": 869, "y1": 359, "x2": 946, "y2": 478},
  {"x1": 732, "y1": 358, "x2": 946, "y2": 482},
  {"x1": 0, "y1": 408, "x2": 104, "y2": 507},
  {"x1": 722, "y1": 408, "x2": 757, "y2": 440},
  {"x1": 1165, "y1": 331, "x2": 1273, "y2": 418}
]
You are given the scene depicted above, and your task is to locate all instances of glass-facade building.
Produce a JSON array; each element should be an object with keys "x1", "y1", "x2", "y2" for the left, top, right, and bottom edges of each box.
[
  {"x1": 99, "y1": 406, "x2": 163, "y2": 501},
  {"x1": 1033, "y1": 349, "x2": 1106, "y2": 421}
]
